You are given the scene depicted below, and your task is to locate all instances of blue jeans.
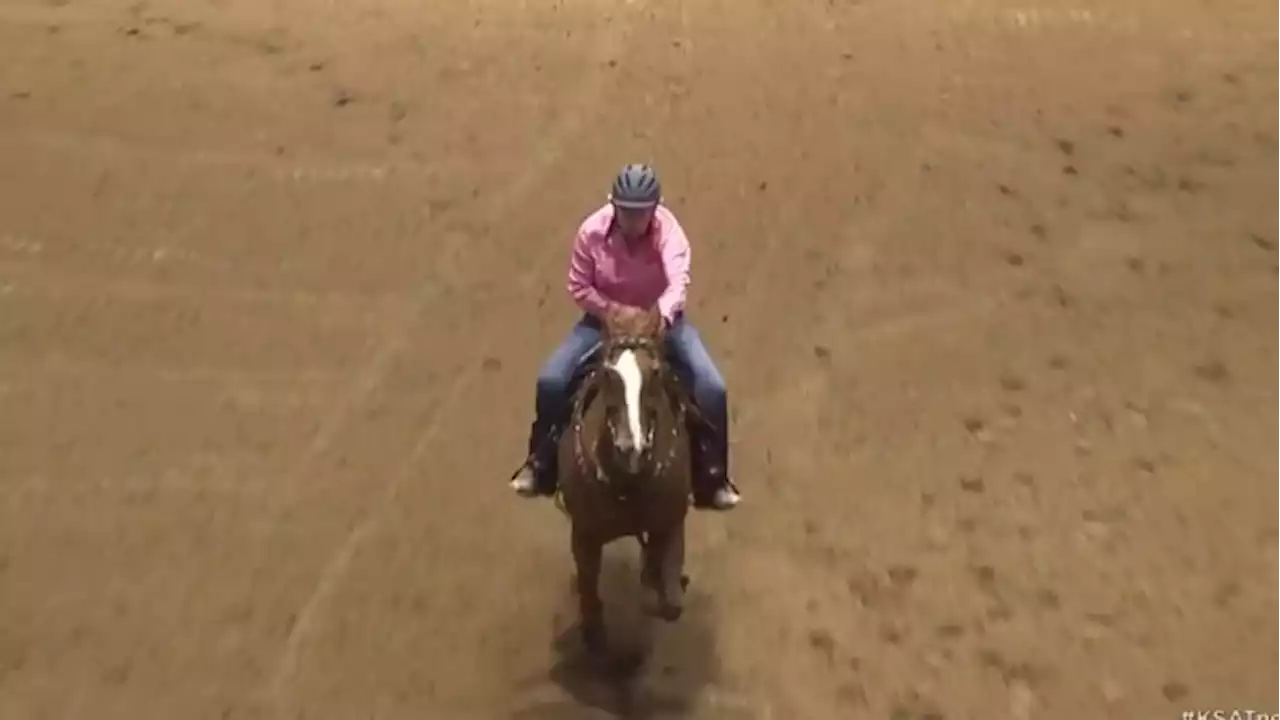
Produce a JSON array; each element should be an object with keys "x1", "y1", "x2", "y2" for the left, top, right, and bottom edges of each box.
[{"x1": 527, "y1": 314, "x2": 730, "y2": 477}]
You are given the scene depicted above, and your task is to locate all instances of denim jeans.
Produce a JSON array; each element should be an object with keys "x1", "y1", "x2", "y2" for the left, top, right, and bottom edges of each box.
[{"x1": 527, "y1": 314, "x2": 729, "y2": 476}]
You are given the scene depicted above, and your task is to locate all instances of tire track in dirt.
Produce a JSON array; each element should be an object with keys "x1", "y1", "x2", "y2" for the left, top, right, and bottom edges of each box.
[{"x1": 262, "y1": 7, "x2": 639, "y2": 716}]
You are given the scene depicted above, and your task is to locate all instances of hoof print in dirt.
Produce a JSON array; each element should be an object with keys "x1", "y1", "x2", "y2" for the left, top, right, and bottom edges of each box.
[
  {"x1": 1161, "y1": 680, "x2": 1190, "y2": 702},
  {"x1": 1034, "y1": 588, "x2": 1061, "y2": 610},
  {"x1": 936, "y1": 622, "x2": 965, "y2": 640},
  {"x1": 1176, "y1": 176, "x2": 1203, "y2": 193},
  {"x1": 972, "y1": 564, "x2": 997, "y2": 591},
  {"x1": 998, "y1": 373, "x2": 1026, "y2": 392},
  {"x1": 1191, "y1": 359, "x2": 1229, "y2": 384},
  {"x1": 806, "y1": 628, "x2": 836, "y2": 661},
  {"x1": 886, "y1": 564, "x2": 919, "y2": 589}
]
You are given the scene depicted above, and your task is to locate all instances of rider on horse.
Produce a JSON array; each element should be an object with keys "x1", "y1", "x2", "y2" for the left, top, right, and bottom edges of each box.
[{"x1": 509, "y1": 163, "x2": 741, "y2": 511}]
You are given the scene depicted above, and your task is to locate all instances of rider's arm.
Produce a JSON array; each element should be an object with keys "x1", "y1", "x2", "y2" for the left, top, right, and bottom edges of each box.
[
  {"x1": 567, "y1": 225, "x2": 615, "y2": 319},
  {"x1": 655, "y1": 212, "x2": 691, "y2": 325}
]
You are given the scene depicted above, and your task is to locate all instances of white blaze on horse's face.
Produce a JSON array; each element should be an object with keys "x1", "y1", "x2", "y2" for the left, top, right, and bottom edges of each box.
[{"x1": 607, "y1": 348, "x2": 648, "y2": 458}]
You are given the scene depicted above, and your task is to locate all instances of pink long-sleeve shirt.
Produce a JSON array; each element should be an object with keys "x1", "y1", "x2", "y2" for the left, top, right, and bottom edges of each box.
[{"x1": 566, "y1": 203, "x2": 691, "y2": 324}]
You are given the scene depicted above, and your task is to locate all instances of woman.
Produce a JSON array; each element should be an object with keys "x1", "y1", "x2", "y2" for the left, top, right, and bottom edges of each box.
[{"x1": 509, "y1": 164, "x2": 740, "y2": 510}]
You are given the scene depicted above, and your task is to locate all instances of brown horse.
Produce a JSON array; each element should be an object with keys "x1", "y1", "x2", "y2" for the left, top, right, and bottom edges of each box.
[{"x1": 557, "y1": 306, "x2": 697, "y2": 653}]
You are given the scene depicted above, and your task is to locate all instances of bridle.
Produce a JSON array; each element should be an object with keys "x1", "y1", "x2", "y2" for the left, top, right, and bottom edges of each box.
[{"x1": 569, "y1": 334, "x2": 687, "y2": 494}]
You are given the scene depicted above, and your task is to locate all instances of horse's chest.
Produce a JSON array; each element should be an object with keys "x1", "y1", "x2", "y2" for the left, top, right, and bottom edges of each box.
[{"x1": 561, "y1": 474, "x2": 687, "y2": 536}]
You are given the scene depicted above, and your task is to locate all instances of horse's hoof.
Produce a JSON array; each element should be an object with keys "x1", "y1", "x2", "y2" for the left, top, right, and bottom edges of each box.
[
  {"x1": 642, "y1": 598, "x2": 683, "y2": 622},
  {"x1": 657, "y1": 604, "x2": 683, "y2": 623},
  {"x1": 581, "y1": 623, "x2": 607, "y2": 654},
  {"x1": 680, "y1": 575, "x2": 690, "y2": 591}
]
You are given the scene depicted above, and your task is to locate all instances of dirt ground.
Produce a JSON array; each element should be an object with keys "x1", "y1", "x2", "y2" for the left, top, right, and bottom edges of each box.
[{"x1": 0, "y1": 0, "x2": 1276, "y2": 718}]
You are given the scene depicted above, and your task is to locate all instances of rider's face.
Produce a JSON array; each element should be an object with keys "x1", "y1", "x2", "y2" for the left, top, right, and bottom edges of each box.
[{"x1": 613, "y1": 205, "x2": 655, "y2": 241}]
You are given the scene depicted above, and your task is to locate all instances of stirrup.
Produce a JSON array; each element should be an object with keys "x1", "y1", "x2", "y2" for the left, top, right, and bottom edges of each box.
[
  {"x1": 692, "y1": 473, "x2": 738, "y2": 506},
  {"x1": 509, "y1": 446, "x2": 546, "y2": 481},
  {"x1": 511, "y1": 458, "x2": 557, "y2": 497}
]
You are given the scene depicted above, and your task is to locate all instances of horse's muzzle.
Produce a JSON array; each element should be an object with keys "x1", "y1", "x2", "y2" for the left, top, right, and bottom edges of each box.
[{"x1": 622, "y1": 448, "x2": 650, "y2": 476}]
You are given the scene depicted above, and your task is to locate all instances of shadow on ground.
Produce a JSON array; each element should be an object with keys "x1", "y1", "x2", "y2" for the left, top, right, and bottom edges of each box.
[{"x1": 507, "y1": 549, "x2": 720, "y2": 719}]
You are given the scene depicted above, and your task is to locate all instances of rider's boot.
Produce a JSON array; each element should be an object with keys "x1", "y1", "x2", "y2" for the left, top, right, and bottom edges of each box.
[
  {"x1": 690, "y1": 424, "x2": 740, "y2": 511},
  {"x1": 510, "y1": 427, "x2": 559, "y2": 498}
]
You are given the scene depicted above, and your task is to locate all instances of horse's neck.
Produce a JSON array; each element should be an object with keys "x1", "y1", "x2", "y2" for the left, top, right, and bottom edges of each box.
[{"x1": 574, "y1": 399, "x2": 610, "y2": 464}]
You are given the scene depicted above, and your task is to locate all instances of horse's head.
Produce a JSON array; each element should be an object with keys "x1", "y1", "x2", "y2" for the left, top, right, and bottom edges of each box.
[{"x1": 596, "y1": 307, "x2": 669, "y2": 476}]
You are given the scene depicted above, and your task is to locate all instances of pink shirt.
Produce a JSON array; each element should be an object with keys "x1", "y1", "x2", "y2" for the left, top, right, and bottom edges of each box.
[{"x1": 566, "y1": 203, "x2": 691, "y2": 323}]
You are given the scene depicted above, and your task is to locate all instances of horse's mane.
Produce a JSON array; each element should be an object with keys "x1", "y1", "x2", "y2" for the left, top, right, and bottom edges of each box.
[{"x1": 604, "y1": 308, "x2": 664, "y2": 341}]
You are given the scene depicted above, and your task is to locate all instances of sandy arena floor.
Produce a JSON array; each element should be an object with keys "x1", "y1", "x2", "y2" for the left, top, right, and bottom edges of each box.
[{"x1": 0, "y1": 0, "x2": 1276, "y2": 718}]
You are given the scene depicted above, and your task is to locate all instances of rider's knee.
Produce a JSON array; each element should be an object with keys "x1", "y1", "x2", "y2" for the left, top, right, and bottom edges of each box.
[
  {"x1": 695, "y1": 372, "x2": 727, "y2": 405},
  {"x1": 536, "y1": 371, "x2": 570, "y2": 397},
  {"x1": 691, "y1": 360, "x2": 726, "y2": 394}
]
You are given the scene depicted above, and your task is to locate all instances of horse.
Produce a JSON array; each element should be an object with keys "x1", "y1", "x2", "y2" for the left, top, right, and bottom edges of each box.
[{"x1": 556, "y1": 306, "x2": 699, "y2": 654}]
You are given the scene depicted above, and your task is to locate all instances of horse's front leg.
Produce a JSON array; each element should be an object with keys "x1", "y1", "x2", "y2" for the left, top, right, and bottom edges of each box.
[
  {"x1": 571, "y1": 528, "x2": 606, "y2": 653},
  {"x1": 638, "y1": 533, "x2": 660, "y2": 590},
  {"x1": 643, "y1": 525, "x2": 687, "y2": 622}
]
